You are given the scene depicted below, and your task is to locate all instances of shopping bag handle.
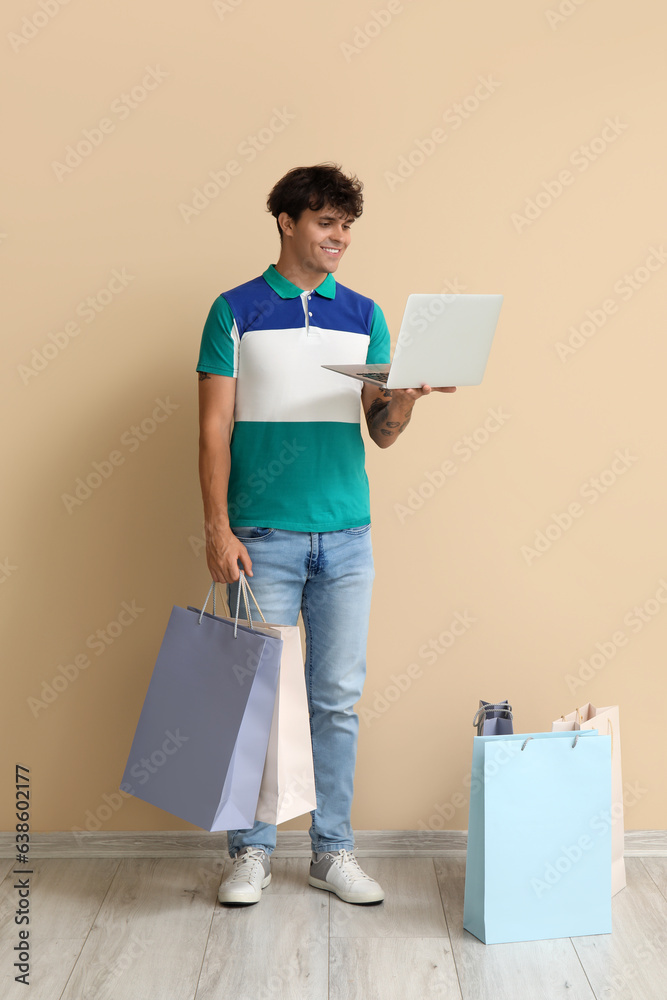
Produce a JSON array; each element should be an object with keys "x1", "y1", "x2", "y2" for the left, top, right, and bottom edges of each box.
[
  {"x1": 472, "y1": 702, "x2": 513, "y2": 728},
  {"x1": 198, "y1": 571, "x2": 267, "y2": 637},
  {"x1": 231, "y1": 571, "x2": 267, "y2": 633},
  {"x1": 212, "y1": 570, "x2": 252, "y2": 623},
  {"x1": 520, "y1": 735, "x2": 581, "y2": 750}
]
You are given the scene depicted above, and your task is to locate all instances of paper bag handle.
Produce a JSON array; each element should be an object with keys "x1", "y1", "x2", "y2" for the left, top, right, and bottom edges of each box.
[
  {"x1": 521, "y1": 735, "x2": 581, "y2": 750},
  {"x1": 198, "y1": 571, "x2": 267, "y2": 637},
  {"x1": 607, "y1": 717, "x2": 614, "y2": 756},
  {"x1": 472, "y1": 702, "x2": 513, "y2": 728},
  {"x1": 211, "y1": 570, "x2": 257, "y2": 621}
]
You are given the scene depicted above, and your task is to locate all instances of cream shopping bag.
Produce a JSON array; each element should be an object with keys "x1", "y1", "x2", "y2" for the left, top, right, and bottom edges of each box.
[
  {"x1": 217, "y1": 574, "x2": 317, "y2": 825},
  {"x1": 253, "y1": 622, "x2": 317, "y2": 824},
  {"x1": 552, "y1": 703, "x2": 626, "y2": 894}
]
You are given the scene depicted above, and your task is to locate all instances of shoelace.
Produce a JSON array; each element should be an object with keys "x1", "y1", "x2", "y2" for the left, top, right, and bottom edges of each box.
[
  {"x1": 228, "y1": 848, "x2": 266, "y2": 883},
  {"x1": 332, "y1": 849, "x2": 375, "y2": 885}
]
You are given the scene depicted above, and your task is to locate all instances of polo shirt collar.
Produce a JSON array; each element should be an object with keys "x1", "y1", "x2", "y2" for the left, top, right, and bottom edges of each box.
[{"x1": 262, "y1": 263, "x2": 336, "y2": 299}]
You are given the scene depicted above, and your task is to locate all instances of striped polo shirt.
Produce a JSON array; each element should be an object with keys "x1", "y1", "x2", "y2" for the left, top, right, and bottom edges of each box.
[{"x1": 196, "y1": 263, "x2": 391, "y2": 531}]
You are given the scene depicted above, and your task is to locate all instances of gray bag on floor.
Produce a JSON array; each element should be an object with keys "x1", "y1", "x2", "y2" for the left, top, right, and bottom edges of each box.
[{"x1": 473, "y1": 699, "x2": 513, "y2": 736}]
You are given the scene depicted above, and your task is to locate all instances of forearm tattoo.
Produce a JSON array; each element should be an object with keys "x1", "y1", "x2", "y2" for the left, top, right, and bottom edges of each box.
[{"x1": 365, "y1": 391, "x2": 412, "y2": 440}]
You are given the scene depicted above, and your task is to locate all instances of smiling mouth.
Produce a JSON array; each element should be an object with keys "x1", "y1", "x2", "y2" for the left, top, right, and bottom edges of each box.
[{"x1": 321, "y1": 246, "x2": 341, "y2": 256}]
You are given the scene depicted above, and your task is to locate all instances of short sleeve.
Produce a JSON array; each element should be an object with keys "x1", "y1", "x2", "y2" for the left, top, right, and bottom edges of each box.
[
  {"x1": 195, "y1": 295, "x2": 239, "y2": 376},
  {"x1": 366, "y1": 302, "x2": 391, "y2": 364}
]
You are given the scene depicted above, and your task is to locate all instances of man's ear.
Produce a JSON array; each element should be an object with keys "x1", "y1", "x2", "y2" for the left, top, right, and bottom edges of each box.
[{"x1": 278, "y1": 212, "x2": 294, "y2": 239}]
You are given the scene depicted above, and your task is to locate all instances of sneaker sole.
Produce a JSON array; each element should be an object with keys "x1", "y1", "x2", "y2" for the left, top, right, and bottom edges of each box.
[
  {"x1": 308, "y1": 874, "x2": 384, "y2": 904},
  {"x1": 218, "y1": 871, "x2": 271, "y2": 905}
]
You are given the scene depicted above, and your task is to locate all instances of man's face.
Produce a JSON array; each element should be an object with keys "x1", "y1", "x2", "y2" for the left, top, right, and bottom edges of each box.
[{"x1": 281, "y1": 204, "x2": 354, "y2": 275}]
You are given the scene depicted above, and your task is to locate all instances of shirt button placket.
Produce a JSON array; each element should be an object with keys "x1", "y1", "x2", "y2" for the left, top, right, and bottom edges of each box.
[{"x1": 303, "y1": 291, "x2": 313, "y2": 334}]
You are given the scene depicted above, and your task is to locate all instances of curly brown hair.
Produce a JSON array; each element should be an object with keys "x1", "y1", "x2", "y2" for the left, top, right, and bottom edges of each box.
[{"x1": 266, "y1": 163, "x2": 364, "y2": 241}]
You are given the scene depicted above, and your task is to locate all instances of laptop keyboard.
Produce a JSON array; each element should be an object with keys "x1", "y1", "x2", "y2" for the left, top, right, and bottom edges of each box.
[{"x1": 356, "y1": 371, "x2": 389, "y2": 382}]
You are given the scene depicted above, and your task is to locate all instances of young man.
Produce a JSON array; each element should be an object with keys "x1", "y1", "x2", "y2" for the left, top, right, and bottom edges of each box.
[{"x1": 196, "y1": 163, "x2": 455, "y2": 906}]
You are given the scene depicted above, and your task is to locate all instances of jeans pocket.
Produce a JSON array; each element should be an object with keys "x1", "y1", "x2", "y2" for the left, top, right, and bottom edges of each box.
[
  {"x1": 230, "y1": 526, "x2": 276, "y2": 541},
  {"x1": 340, "y1": 523, "x2": 371, "y2": 535}
]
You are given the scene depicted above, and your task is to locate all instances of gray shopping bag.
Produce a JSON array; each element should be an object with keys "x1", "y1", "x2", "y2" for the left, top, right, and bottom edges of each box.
[
  {"x1": 120, "y1": 575, "x2": 282, "y2": 831},
  {"x1": 473, "y1": 699, "x2": 513, "y2": 735}
]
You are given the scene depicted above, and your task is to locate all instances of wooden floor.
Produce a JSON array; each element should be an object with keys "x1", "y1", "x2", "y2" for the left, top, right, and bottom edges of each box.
[{"x1": 1, "y1": 854, "x2": 666, "y2": 999}]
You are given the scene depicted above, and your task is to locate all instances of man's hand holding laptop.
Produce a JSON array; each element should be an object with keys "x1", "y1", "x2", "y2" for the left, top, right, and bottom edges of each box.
[
  {"x1": 324, "y1": 292, "x2": 502, "y2": 447},
  {"x1": 323, "y1": 292, "x2": 502, "y2": 391},
  {"x1": 396, "y1": 384, "x2": 458, "y2": 398}
]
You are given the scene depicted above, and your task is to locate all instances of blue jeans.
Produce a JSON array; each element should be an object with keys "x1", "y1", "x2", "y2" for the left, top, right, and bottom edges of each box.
[{"x1": 224, "y1": 524, "x2": 375, "y2": 858}]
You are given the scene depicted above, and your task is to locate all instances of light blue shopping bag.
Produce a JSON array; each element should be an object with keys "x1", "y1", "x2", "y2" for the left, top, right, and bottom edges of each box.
[{"x1": 463, "y1": 730, "x2": 612, "y2": 944}]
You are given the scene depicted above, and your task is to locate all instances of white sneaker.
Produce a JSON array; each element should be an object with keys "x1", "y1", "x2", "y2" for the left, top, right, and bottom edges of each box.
[
  {"x1": 217, "y1": 847, "x2": 271, "y2": 905},
  {"x1": 308, "y1": 849, "x2": 385, "y2": 904}
]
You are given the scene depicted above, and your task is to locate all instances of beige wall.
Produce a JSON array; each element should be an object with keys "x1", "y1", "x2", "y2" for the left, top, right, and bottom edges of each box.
[{"x1": 4, "y1": 0, "x2": 666, "y2": 836}]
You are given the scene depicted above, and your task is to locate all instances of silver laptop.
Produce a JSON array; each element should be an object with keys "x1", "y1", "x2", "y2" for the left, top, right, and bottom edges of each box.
[{"x1": 322, "y1": 293, "x2": 503, "y2": 389}]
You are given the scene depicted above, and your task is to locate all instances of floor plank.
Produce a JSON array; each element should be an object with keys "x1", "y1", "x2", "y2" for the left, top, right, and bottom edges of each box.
[
  {"x1": 0, "y1": 859, "x2": 15, "y2": 881},
  {"x1": 58, "y1": 858, "x2": 217, "y2": 1000},
  {"x1": 0, "y1": 858, "x2": 119, "y2": 1000},
  {"x1": 572, "y1": 858, "x2": 667, "y2": 1000},
  {"x1": 329, "y1": 857, "x2": 449, "y2": 939},
  {"x1": 330, "y1": 937, "x2": 463, "y2": 1000},
  {"x1": 196, "y1": 894, "x2": 329, "y2": 999},
  {"x1": 433, "y1": 858, "x2": 597, "y2": 1000},
  {"x1": 640, "y1": 857, "x2": 667, "y2": 900}
]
